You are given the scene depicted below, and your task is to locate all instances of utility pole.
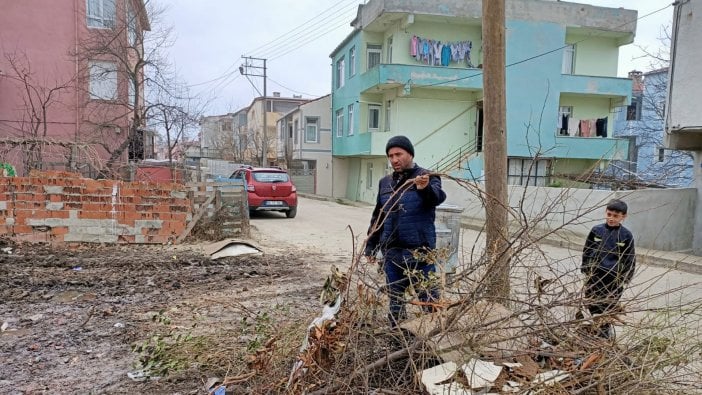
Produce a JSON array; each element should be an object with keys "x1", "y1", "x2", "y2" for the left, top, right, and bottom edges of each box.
[
  {"x1": 240, "y1": 56, "x2": 267, "y2": 166},
  {"x1": 482, "y1": 0, "x2": 510, "y2": 300}
]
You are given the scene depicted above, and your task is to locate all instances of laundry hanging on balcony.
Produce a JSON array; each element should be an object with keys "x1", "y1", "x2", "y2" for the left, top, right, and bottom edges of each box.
[
  {"x1": 559, "y1": 117, "x2": 608, "y2": 137},
  {"x1": 411, "y1": 35, "x2": 474, "y2": 67}
]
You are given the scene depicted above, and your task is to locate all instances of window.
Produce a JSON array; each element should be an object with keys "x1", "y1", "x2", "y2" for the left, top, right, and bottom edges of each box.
[
  {"x1": 508, "y1": 158, "x2": 550, "y2": 186},
  {"x1": 386, "y1": 36, "x2": 393, "y2": 64},
  {"x1": 385, "y1": 100, "x2": 392, "y2": 132},
  {"x1": 127, "y1": 3, "x2": 137, "y2": 45},
  {"x1": 366, "y1": 162, "x2": 373, "y2": 189},
  {"x1": 336, "y1": 109, "x2": 344, "y2": 137},
  {"x1": 89, "y1": 60, "x2": 117, "y2": 100},
  {"x1": 347, "y1": 104, "x2": 354, "y2": 136},
  {"x1": 367, "y1": 44, "x2": 381, "y2": 70},
  {"x1": 128, "y1": 76, "x2": 136, "y2": 106},
  {"x1": 305, "y1": 117, "x2": 318, "y2": 143},
  {"x1": 658, "y1": 148, "x2": 665, "y2": 162},
  {"x1": 368, "y1": 105, "x2": 380, "y2": 130},
  {"x1": 349, "y1": 46, "x2": 356, "y2": 76},
  {"x1": 221, "y1": 121, "x2": 232, "y2": 132},
  {"x1": 626, "y1": 97, "x2": 641, "y2": 121},
  {"x1": 336, "y1": 56, "x2": 345, "y2": 88},
  {"x1": 87, "y1": 0, "x2": 115, "y2": 28},
  {"x1": 562, "y1": 44, "x2": 575, "y2": 74}
]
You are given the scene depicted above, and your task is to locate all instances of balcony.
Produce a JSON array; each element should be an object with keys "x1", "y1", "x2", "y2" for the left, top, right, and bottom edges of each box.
[
  {"x1": 553, "y1": 135, "x2": 630, "y2": 161},
  {"x1": 359, "y1": 64, "x2": 483, "y2": 94},
  {"x1": 560, "y1": 74, "x2": 632, "y2": 101}
]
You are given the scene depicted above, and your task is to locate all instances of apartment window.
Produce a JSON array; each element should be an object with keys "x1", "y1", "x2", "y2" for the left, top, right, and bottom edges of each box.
[
  {"x1": 336, "y1": 56, "x2": 345, "y2": 88},
  {"x1": 336, "y1": 109, "x2": 344, "y2": 137},
  {"x1": 127, "y1": 3, "x2": 137, "y2": 45},
  {"x1": 347, "y1": 104, "x2": 354, "y2": 136},
  {"x1": 305, "y1": 117, "x2": 319, "y2": 143},
  {"x1": 508, "y1": 158, "x2": 550, "y2": 186},
  {"x1": 349, "y1": 46, "x2": 356, "y2": 77},
  {"x1": 87, "y1": 0, "x2": 116, "y2": 28},
  {"x1": 367, "y1": 44, "x2": 381, "y2": 70},
  {"x1": 562, "y1": 44, "x2": 575, "y2": 74},
  {"x1": 626, "y1": 97, "x2": 641, "y2": 121},
  {"x1": 658, "y1": 148, "x2": 665, "y2": 162},
  {"x1": 386, "y1": 36, "x2": 393, "y2": 64},
  {"x1": 89, "y1": 60, "x2": 118, "y2": 100},
  {"x1": 128, "y1": 76, "x2": 136, "y2": 106},
  {"x1": 366, "y1": 162, "x2": 373, "y2": 189},
  {"x1": 368, "y1": 105, "x2": 381, "y2": 130},
  {"x1": 221, "y1": 121, "x2": 232, "y2": 132}
]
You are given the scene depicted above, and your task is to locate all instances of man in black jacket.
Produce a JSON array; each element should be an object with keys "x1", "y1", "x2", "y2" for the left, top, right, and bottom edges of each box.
[
  {"x1": 364, "y1": 135, "x2": 447, "y2": 326},
  {"x1": 581, "y1": 199, "x2": 636, "y2": 338}
]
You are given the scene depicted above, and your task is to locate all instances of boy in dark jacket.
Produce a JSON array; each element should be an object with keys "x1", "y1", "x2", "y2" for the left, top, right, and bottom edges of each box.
[
  {"x1": 364, "y1": 135, "x2": 447, "y2": 326},
  {"x1": 581, "y1": 199, "x2": 636, "y2": 338}
]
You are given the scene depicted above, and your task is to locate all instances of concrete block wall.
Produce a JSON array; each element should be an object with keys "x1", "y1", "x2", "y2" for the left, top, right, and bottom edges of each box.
[{"x1": 0, "y1": 171, "x2": 191, "y2": 244}]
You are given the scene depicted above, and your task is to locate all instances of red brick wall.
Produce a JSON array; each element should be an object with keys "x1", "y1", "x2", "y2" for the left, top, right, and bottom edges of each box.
[{"x1": 0, "y1": 171, "x2": 191, "y2": 244}]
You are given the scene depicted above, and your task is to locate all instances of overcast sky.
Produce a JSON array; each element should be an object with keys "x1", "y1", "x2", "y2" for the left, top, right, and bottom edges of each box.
[{"x1": 164, "y1": 0, "x2": 673, "y2": 116}]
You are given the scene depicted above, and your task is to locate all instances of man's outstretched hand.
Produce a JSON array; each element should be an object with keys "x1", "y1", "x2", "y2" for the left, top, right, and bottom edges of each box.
[{"x1": 415, "y1": 174, "x2": 429, "y2": 190}]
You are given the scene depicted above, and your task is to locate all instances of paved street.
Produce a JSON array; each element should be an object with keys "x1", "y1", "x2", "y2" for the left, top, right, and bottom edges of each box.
[{"x1": 252, "y1": 196, "x2": 702, "y2": 335}]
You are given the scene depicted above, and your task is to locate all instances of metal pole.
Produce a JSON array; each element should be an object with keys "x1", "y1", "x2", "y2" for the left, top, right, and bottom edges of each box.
[{"x1": 263, "y1": 58, "x2": 267, "y2": 166}]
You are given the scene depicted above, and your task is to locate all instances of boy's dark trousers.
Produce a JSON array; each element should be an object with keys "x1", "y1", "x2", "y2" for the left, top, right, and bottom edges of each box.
[{"x1": 582, "y1": 267, "x2": 625, "y2": 338}]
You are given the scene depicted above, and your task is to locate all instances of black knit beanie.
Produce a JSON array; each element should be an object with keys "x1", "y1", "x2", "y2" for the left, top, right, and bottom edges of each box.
[{"x1": 385, "y1": 135, "x2": 414, "y2": 157}]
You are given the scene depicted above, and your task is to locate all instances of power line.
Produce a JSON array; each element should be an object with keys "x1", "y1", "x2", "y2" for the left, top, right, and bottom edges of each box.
[
  {"x1": 186, "y1": 0, "x2": 358, "y2": 90},
  {"x1": 267, "y1": 76, "x2": 318, "y2": 97},
  {"x1": 248, "y1": 0, "x2": 357, "y2": 57},
  {"x1": 251, "y1": 2, "x2": 358, "y2": 60}
]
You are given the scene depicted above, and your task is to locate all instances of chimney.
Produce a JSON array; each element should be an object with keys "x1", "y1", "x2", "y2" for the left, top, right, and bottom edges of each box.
[
  {"x1": 628, "y1": 70, "x2": 644, "y2": 94},
  {"x1": 273, "y1": 92, "x2": 281, "y2": 97}
]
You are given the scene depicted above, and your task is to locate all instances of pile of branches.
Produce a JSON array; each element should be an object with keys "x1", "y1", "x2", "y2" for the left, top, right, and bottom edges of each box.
[{"x1": 280, "y1": 176, "x2": 702, "y2": 394}]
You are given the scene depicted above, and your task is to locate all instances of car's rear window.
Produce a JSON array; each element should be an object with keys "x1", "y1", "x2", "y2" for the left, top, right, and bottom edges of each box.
[{"x1": 253, "y1": 171, "x2": 289, "y2": 183}]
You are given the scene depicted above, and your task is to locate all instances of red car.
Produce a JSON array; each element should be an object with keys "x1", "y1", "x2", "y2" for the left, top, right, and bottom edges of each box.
[{"x1": 230, "y1": 166, "x2": 298, "y2": 218}]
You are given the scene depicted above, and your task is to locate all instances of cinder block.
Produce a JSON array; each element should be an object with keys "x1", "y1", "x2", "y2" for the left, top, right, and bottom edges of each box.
[
  {"x1": 170, "y1": 191, "x2": 187, "y2": 199},
  {"x1": 134, "y1": 219, "x2": 164, "y2": 229},
  {"x1": 0, "y1": 201, "x2": 6, "y2": 210},
  {"x1": 46, "y1": 202, "x2": 64, "y2": 211},
  {"x1": 43, "y1": 186, "x2": 65, "y2": 194}
]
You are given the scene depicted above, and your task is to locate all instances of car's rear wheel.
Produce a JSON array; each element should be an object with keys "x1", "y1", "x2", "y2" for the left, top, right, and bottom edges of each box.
[{"x1": 286, "y1": 207, "x2": 297, "y2": 218}]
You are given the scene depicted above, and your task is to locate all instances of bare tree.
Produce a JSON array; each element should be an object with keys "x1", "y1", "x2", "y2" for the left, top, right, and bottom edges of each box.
[
  {"x1": 0, "y1": 51, "x2": 89, "y2": 174},
  {"x1": 74, "y1": 0, "x2": 184, "y2": 178},
  {"x1": 148, "y1": 85, "x2": 203, "y2": 165}
]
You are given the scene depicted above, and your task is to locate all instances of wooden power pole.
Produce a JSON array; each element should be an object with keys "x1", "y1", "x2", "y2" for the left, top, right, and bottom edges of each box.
[{"x1": 482, "y1": 0, "x2": 510, "y2": 300}]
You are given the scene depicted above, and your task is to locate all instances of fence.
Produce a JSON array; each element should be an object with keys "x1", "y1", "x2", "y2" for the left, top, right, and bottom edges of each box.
[{"x1": 178, "y1": 180, "x2": 250, "y2": 242}]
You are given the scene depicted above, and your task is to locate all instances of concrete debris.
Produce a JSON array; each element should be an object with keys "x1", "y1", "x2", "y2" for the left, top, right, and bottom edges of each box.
[
  {"x1": 533, "y1": 369, "x2": 569, "y2": 385},
  {"x1": 204, "y1": 238, "x2": 263, "y2": 259},
  {"x1": 401, "y1": 300, "x2": 531, "y2": 361},
  {"x1": 462, "y1": 359, "x2": 503, "y2": 389}
]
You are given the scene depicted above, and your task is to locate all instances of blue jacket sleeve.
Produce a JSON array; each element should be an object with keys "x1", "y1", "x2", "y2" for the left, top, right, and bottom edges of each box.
[{"x1": 418, "y1": 174, "x2": 446, "y2": 207}]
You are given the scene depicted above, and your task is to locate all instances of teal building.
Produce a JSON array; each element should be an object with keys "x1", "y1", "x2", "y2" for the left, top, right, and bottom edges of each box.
[{"x1": 330, "y1": 0, "x2": 636, "y2": 202}]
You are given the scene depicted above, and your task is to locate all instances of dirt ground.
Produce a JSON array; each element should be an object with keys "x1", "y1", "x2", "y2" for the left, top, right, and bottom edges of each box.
[
  {"x1": 0, "y1": 198, "x2": 379, "y2": 394},
  {"x1": 0, "y1": 228, "x2": 343, "y2": 394}
]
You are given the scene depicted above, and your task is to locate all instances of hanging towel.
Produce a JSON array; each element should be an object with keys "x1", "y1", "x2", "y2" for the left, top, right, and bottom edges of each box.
[{"x1": 595, "y1": 117, "x2": 608, "y2": 137}]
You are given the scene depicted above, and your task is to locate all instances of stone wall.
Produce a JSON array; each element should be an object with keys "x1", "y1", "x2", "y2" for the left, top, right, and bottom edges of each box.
[{"x1": 0, "y1": 171, "x2": 191, "y2": 244}]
